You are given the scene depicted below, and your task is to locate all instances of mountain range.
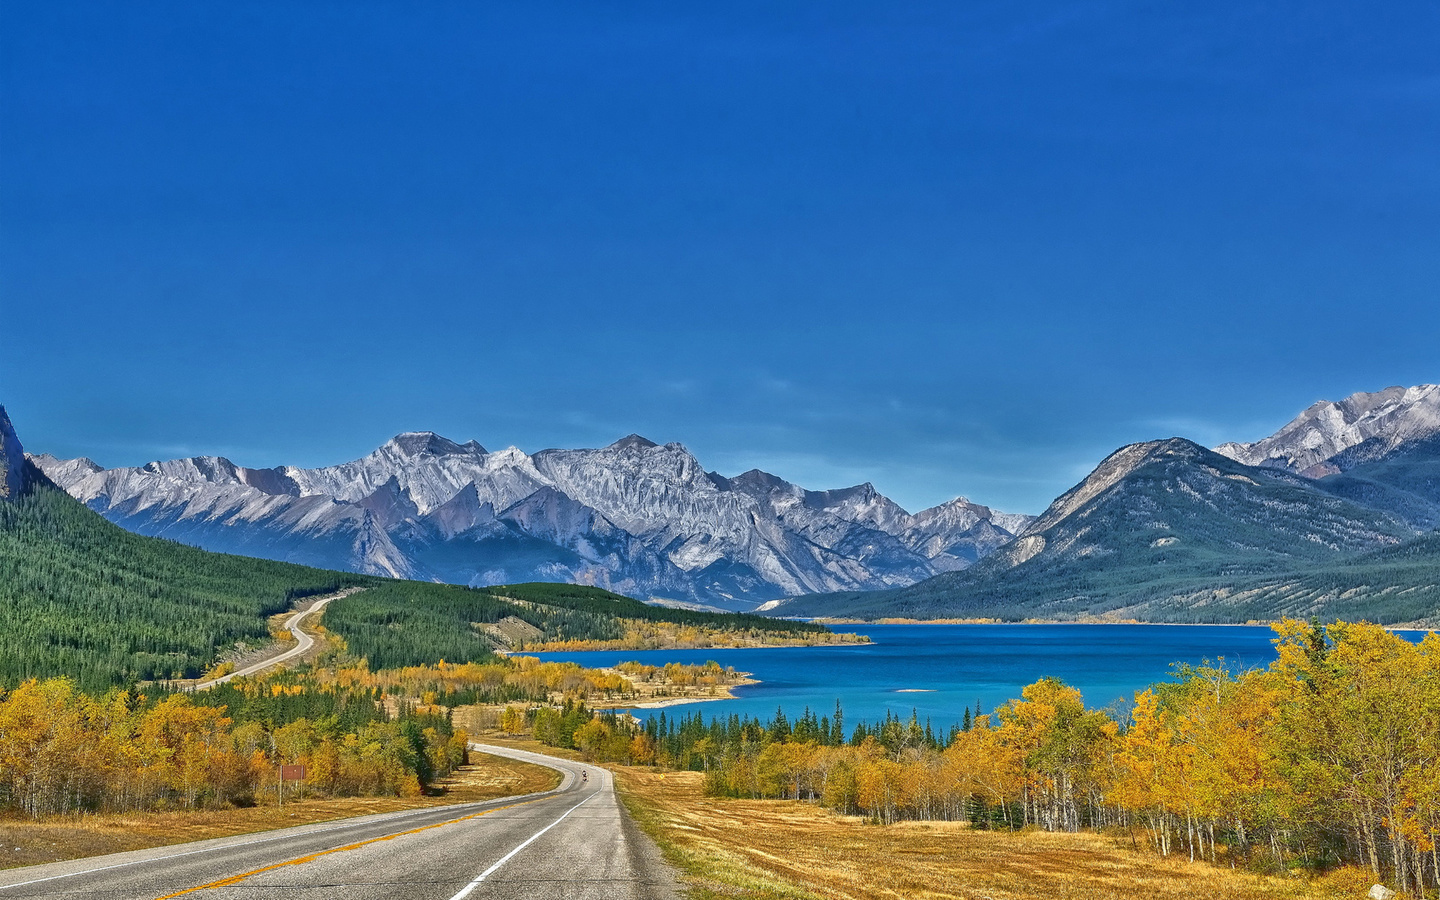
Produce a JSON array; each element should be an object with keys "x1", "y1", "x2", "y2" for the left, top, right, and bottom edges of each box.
[
  {"x1": 1215, "y1": 384, "x2": 1440, "y2": 530},
  {"x1": 32, "y1": 431, "x2": 1032, "y2": 610},
  {"x1": 0, "y1": 405, "x2": 827, "y2": 688},
  {"x1": 26, "y1": 383, "x2": 1440, "y2": 624},
  {"x1": 766, "y1": 385, "x2": 1440, "y2": 625}
]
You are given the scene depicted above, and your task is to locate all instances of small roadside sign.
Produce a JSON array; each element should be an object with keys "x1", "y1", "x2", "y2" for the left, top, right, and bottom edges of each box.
[{"x1": 280, "y1": 764, "x2": 307, "y2": 781}]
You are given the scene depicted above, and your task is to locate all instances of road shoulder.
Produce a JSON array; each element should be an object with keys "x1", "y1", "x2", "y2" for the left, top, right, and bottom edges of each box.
[{"x1": 0, "y1": 750, "x2": 557, "y2": 873}]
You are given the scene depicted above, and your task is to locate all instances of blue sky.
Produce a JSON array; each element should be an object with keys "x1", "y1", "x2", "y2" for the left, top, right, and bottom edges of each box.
[{"x1": 3, "y1": 2, "x2": 1437, "y2": 514}]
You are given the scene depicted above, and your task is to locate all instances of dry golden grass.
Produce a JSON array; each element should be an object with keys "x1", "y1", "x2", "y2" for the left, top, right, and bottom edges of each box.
[
  {"x1": 611, "y1": 767, "x2": 1381, "y2": 900},
  {"x1": 0, "y1": 751, "x2": 559, "y2": 872}
]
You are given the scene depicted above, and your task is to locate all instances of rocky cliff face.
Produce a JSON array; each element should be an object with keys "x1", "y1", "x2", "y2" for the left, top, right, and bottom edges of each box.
[
  {"x1": 0, "y1": 406, "x2": 27, "y2": 500},
  {"x1": 987, "y1": 438, "x2": 1407, "y2": 572},
  {"x1": 33, "y1": 430, "x2": 1031, "y2": 609},
  {"x1": 1216, "y1": 385, "x2": 1440, "y2": 477},
  {"x1": 766, "y1": 437, "x2": 1416, "y2": 621}
]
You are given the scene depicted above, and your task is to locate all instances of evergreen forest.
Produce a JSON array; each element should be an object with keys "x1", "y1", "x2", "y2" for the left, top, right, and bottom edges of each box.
[
  {"x1": 520, "y1": 621, "x2": 1440, "y2": 897},
  {"x1": 0, "y1": 466, "x2": 362, "y2": 690},
  {"x1": 0, "y1": 465, "x2": 826, "y2": 689}
]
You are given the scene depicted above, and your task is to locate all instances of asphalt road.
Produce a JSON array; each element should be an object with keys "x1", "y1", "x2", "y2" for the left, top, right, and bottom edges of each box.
[
  {"x1": 193, "y1": 588, "x2": 362, "y2": 690},
  {"x1": 0, "y1": 744, "x2": 679, "y2": 900}
]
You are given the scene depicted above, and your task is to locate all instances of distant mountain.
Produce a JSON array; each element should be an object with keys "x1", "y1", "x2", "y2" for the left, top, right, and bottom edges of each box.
[
  {"x1": 33, "y1": 431, "x2": 1032, "y2": 610},
  {"x1": 0, "y1": 404, "x2": 359, "y2": 688},
  {"x1": 765, "y1": 438, "x2": 1425, "y2": 622},
  {"x1": 30, "y1": 453, "x2": 416, "y2": 579},
  {"x1": 767, "y1": 384, "x2": 1440, "y2": 624},
  {"x1": 1215, "y1": 384, "x2": 1440, "y2": 530},
  {"x1": 0, "y1": 406, "x2": 25, "y2": 500},
  {"x1": 1216, "y1": 384, "x2": 1440, "y2": 477},
  {"x1": 0, "y1": 405, "x2": 833, "y2": 688}
]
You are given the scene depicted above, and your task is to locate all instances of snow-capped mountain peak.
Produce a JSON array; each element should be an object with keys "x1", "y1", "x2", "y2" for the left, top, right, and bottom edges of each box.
[
  {"x1": 33, "y1": 427, "x2": 1027, "y2": 609},
  {"x1": 607, "y1": 434, "x2": 660, "y2": 451},
  {"x1": 384, "y1": 431, "x2": 484, "y2": 458},
  {"x1": 487, "y1": 446, "x2": 531, "y2": 465},
  {"x1": 1215, "y1": 384, "x2": 1440, "y2": 476},
  {"x1": 808, "y1": 482, "x2": 911, "y2": 533}
]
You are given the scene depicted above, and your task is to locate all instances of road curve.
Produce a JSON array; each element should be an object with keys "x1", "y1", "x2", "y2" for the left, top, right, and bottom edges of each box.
[
  {"x1": 0, "y1": 744, "x2": 679, "y2": 900},
  {"x1": 194, "y1": 588, "x2": 362, "y2": 690}
]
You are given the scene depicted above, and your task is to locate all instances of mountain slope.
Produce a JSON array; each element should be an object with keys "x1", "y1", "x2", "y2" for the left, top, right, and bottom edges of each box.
[
  {"x1": 35, "y1": 432, "x2": 1031, "y2": 609},
  {"x1": 0, "y1": 406, "x2": 838, "y2": 688},
  {"x1": 768, "y1": 438, "x2": 1419, "y2": 622},
  {"x1": 1211, "y1": 383, "x2": 1440, "y2": 530},
  {"x1": 1311, "y1": 432, "x2": 1440, "y2": 530},
  {"x1": 0, "y1": 407, "x2": 362, "y2": 689},
  {"x1": 1216, "y1": 384, "x2": 1440, "y2": 477},
  {"x1": 0, "y1": 406, "x2": 24, "y2": 500}
]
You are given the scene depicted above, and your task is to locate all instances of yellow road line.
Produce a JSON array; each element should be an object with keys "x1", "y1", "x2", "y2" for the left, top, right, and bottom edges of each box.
[{"x1": 152, "y1": 796, "x2": 545, "y2": 899}]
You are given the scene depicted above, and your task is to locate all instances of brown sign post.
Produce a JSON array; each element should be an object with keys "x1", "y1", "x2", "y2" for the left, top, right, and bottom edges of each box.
[{"x1": 278, "y1": 764, "x2": 307, "y2": 807}]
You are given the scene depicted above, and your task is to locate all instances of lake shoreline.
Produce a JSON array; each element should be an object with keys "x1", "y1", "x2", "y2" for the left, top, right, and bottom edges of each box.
[
  {"x1": 809, "y1": 617, "x2": 1436, "y2": 632},
  {"x1": 810, "y1": 617, "x2": 1274, "y2": 626},
  {"x1": 589, "y1": 668, "x2": 761, "y2": 710},
  {"x1": 531, "y1": 623, "x2": 1432, "y2": 730}
]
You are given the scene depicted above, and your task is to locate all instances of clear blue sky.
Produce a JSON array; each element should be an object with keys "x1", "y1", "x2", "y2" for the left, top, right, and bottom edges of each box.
[{"x1": 3, "y1": 2, "x2": 1437, "y2": 514}]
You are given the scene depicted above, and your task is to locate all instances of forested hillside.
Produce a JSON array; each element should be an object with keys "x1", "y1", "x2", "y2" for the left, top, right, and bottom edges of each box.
[
  {"x1": 789, "y1": 534, "x2": 1440, "y2": 625},
  {"x1": 1, "y1": 459, "x2": 832, "y2": 688},
  {"x1": 323, "y1": 580, "x2": 834, "y2": 670},
  {"x1": 0, "y1": 464, "x2": 361, "y2": 690},
  {"x1": 772, "y1": 439, "x2": 1440, "y2": 624}
]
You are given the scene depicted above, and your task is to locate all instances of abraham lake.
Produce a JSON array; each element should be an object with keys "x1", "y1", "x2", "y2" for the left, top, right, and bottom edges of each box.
[{"x1": 534, "y1": 622, "x2": 1432, "y2": 729}]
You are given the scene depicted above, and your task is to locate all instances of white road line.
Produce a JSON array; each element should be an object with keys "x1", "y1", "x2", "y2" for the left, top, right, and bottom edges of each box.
[
  {"x1": 447, "y1": 792, "x2": 596, "y2": 900},
  {"x1": 0, "y1": 787, "x2": 561, "y2": 893},
  {"x1": 0, "y1": 823, "x2": 352, "y2": 892}
]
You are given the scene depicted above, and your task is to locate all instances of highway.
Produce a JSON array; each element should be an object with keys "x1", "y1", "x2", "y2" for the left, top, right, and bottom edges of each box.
[
  {"x1": 0, "y1": 744, "x2": 679, "y2": 900},
  {"x1": 192, "y1": 588, "x2": 362, "y2": 690}
]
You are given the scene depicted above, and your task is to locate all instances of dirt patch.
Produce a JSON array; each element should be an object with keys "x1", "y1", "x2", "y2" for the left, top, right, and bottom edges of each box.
[{"x1": 479, "y1": 615, "x2": 546, "y2": 649}]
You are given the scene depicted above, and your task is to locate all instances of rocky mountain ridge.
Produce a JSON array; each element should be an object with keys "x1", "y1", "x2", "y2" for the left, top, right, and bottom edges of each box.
[
  {"x1": 987, "y1": 438, "x2": 1408, "y2": 571},
  {"x1": 1213, "y1": 384, "x2": 1440, "y2": 531},
  {"x1": 766, "y1": 383, "x2": 1440, "y2": 622},
  {"x1": 1215, "y1": 384, "x2": 1440, "y2": 477},
  {"x1": 0, "y1": 406, "x2": 26, "y2": 501},
  {"x1": 765, "y1": 436, "x2": 1420, "y2": 621},
  {"x1": 32, "y1": 431, "x2": 1032, "y2": 610}
]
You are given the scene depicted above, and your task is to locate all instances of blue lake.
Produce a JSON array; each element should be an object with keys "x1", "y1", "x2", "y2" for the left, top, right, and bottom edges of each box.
[{"x1": 532, "y1": 623, "x2": 1431, "y2": 731}]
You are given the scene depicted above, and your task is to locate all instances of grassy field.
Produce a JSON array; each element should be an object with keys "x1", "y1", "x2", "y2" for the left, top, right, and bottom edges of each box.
[
  {"x1": 0, "y1": 751, "x2": 559, "y2": 871},
  {"x1": 610, "y1": 767, "x2": 1380, "y2": 900}
]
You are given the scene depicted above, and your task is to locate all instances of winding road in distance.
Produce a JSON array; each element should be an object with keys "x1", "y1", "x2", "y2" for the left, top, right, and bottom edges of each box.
[
  {"x1": 192, "y1": 587, "x2": 364, "y2": 690},
  {"x1": 0, "y1": 745, "x2": 679, "y2": 900}
]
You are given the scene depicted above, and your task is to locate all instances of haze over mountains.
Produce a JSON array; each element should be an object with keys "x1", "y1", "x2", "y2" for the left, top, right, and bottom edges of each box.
[
  {"x1": 32, "y1": 431, "x2": 1032, "y2": 610},
  {"x1": 1, "y1": 404, "x2": 826, "y2": 688},
  {"x1": 768, "y1": 385, "x2": 1440, "y2": 625},
  {"x1": 25, "y1": 382, "x2": 1440, "y2": 624}
]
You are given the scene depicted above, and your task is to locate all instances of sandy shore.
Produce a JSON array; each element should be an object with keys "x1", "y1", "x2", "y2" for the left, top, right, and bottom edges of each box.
[
  {"x1": 622, "y1": 694, "x2": 744, "y2": 709},
  {"x1": 589, "y1": 671, "x2": 760, "y2": 709},
  {"x1": 819, "y1": 617, "x2": 1297, "y2": 627}
]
